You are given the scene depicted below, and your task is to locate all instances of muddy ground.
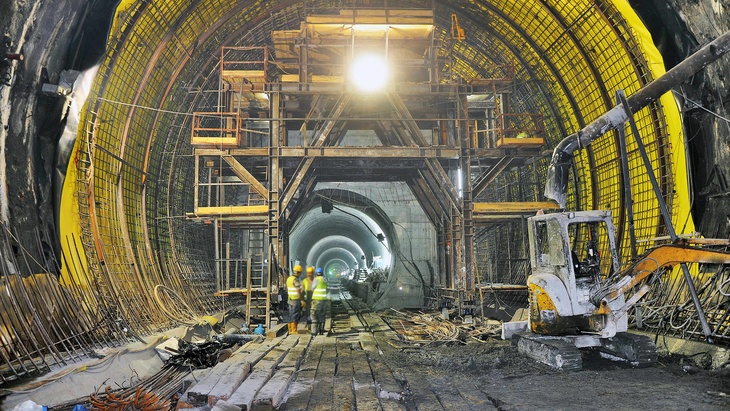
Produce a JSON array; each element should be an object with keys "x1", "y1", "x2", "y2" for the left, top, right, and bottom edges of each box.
[{"x1": 379, "y1": 337, "x2": 730, "y2": 411}]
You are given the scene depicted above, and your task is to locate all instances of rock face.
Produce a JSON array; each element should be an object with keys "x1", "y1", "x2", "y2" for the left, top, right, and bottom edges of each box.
[
  {"x1": 0, "y1": 0, "x2": 116, "y2": 276},
  {"x1": 634, "y1": 1, "x2": 730, "y2": 238}
]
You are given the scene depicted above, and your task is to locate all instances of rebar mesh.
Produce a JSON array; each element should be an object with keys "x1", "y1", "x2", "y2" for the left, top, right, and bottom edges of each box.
[{"x1": 4, "y1": 0, "x2": 723, "y2": 384}]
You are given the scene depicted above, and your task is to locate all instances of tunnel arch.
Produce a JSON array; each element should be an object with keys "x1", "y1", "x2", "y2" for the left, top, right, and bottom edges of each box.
[
  {"x1": 289, "y1": 188, "x2": 397, "y2": 303},
  {"x1": 60, "y1": 0, "x2": 694, "y2": 330}
]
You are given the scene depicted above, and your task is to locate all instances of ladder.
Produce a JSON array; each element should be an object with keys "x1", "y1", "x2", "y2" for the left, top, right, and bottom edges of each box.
[{"x1": 246, "y1": 229, "x2": 268, "y2": 327}]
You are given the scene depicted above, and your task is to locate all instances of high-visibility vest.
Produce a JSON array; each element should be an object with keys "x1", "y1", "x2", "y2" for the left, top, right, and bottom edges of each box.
[
  {"x1": 287, "y1": 275, "x2": 300, "y2": 300},
  {"x1": 312, "y1": 277, "x2": 327, "y2": 300},
  {"x1": 301, "y1": 277, "x2": 311, "y2": 292}
]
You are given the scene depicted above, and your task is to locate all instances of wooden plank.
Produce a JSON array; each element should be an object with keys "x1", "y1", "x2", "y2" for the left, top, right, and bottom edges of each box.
[
  {"x1": 206, "y1": 338, "x2": 284, "y2": 406},
  {"x1": 333, "y1": 340, "x2": 355, "y2": 410},
  {"x1": 358, "y1": 333, "x2": 403, "y2": 401},
  {"x1": 495, "y1": 136, "x2": 544, "y2": 148},
  {"x1": 221, "y1": 69, "x2": 266, "y2": 79},
  {"x1": 281, "y1": 337, "x2": 325, "y2": 410},
  {"x1": 455, "y1": 383, "x2": 496, "y2": 411},
  {"x1": 211, "y1": 399, "x2": 244, "y2": 411},
  {"x1": 250, "y1": 369, "x2": 298, "y2": 411},
  {"x1": 305, "y1": 336, "x2": 337, "y2": 410},
  {"x1": 205, "y1": 360, "x2": 252, "y2": 405},
  {"x1": 472, "y1": 201, "x2": 559, "y2": 214},
  {"x1": 193, "y1": 205, "x2": 268, "y2": 217},
  {"x1": 305, "y1": 16, "x2": 434, "y2": 25},
  {"x1": 183, "y1": 341, "x2": 258, "y2": 405},
  {"x1": 183, "y1": 360, "x2": 233, "y2": 405},
  {"x1": 228, "y1": 337, "x2": 299, "y2": 410},
  {"x1": 279, "y1": 334, "x2": 311, "y2": 368},
  {"x1": 363, "y1": 319, "x2": 443, "y2": 411},
  {"x1": 267, "y1": 322, "x2": 288, "y2": 338},
  {"x1": 338, "y1": 9, "x2": 434, "y2": 17},
  {"x1": 427, "y1": 376, "x2": 475, "y2": 410},
  {"x1": 350, "y1": 347, "x2": 383, "y2": 411},
  {"x1": 191, "y1": 136, "x2": 239, "y2": 147},
  {"x1": 251, "y1": 335, "x2": 312, "y2": 410}
]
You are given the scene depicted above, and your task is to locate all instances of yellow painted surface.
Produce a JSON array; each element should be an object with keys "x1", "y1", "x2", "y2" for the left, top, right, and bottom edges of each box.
[
  {"x1": 109, "y1": 0, "x2": 138, "y2": 36},
  {"x1": 58, "y1": 138, "x2": 89, "y2": 288},
  {"x1": 194, "y1": 205, "x2": 268, "y2": 216},
  {"x1": 495, "y1": 137, "x2": 544, "y2": 148},
  {"x1": 190, "y1": 136, "x2": 240, "y2": 147},
  {"x1": 473, "y1": 201, "x2": 559, "y2": 213},
  {"x1": 528, "y1": 282, "x2": 558, "y2": 333},
  {"x1": 612, "y1": 0, "x2": 695, "y2": 237}
]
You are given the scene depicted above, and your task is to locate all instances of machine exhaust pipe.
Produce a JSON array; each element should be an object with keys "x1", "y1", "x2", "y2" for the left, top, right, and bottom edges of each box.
[{"x1": 545, "y1": 28, "x2": 730, "y2": 208}]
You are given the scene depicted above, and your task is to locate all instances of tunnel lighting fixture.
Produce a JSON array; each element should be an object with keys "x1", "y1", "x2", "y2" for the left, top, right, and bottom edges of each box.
[{"x1": 350, "y1": 53, "x2": 388, "y2": 93}]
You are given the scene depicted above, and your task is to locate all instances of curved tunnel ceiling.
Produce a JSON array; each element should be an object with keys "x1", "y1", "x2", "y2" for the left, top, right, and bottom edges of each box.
[
  {"x1": 60, "y1": 0, "x2": 694, "y2": 330},
  {"x1": 289, "y1": 190, "x2": 393, "y2": 274}
]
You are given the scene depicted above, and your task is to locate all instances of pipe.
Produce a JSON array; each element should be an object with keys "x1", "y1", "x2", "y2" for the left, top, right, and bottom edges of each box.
[{"x1": 545, "y1": 29, "x2": 730, "y2": 208}]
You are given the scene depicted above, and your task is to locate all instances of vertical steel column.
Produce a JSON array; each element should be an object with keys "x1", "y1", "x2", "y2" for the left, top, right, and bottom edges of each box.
[
  {"x1": 617, "y1": 90, "x2": 713, "y2": 339},
  {"x1": 268, "y1": 91, "x2": 283, "y2": 330},
  {"x1": 214, "y1": 218, "x2": 220, "y2": 292},
  {"x1": 615, "y1": 91, "x2": 638, "y2": 261},
  {"x1": 458, "y1": 92, "x2": 474, "y2": 291}
]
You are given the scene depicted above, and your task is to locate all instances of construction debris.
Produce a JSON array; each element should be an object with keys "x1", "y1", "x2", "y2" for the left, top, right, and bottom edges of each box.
[
  {"x1": 381, "y1": 308, "x2": 501, "y2": 346},
  {"x1": 166, "y1": 339, "x2": 236, "y2": 369}
]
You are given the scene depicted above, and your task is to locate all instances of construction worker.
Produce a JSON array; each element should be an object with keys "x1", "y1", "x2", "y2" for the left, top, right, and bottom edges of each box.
[
  {"x1": 286, "y1": 264, "x2": 304, "y2": 334},
  {"x1": 311, "y1": 267, "x2": 328, "y2": 336},
  {"x1": 302, "y1": 266, "x2": 315, "y2": 330}
]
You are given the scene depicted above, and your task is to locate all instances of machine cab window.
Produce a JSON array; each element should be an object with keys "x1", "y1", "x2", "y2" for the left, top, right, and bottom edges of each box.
[{"x1": 533, "y1": 219, "x2": 566, "y2": 268}]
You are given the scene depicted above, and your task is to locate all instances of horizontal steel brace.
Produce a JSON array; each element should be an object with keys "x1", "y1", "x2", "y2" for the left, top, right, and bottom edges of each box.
[
  {"x1": 266, "y1": 82, "x2": 464, "y2": 96},
  {"x1": 196, "y1": 147, "x2": 460, "y2": 158}
]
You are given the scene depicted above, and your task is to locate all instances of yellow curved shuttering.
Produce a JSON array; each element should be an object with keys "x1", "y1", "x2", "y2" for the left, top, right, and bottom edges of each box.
[{"x1": 613, "y1": 0, "x2": 694, "y2": 236}]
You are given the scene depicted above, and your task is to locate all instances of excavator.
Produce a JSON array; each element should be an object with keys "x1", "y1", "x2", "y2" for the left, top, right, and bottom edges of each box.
[
  {"x1": 516, "y1": 210, "x2": 730, "y2": 370},
  {"x1": 512, "y1": 28, "x2": 730, "y2": 370}
]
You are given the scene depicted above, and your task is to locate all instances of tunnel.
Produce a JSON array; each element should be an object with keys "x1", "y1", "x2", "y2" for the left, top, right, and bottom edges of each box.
[
  {"x1": 289, "y1": 188, "x2": 395, "y2": 281},
  {"x1": 1, "y1": 0, "x2": 730, "y2": 395}
]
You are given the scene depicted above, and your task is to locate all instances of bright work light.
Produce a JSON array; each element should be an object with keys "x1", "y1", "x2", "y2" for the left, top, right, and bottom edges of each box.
[{"x1": 350, "y1": 53, "x2": 388, "y2": 92}]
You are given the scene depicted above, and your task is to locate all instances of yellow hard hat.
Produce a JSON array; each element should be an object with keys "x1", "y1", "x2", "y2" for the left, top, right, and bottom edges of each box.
[
  {"x1": 293, "y1": 264, "x2": 303, "y2": 273},
  {"x1": 306, "y1": 266, "x2": 314, "y2": 274}
]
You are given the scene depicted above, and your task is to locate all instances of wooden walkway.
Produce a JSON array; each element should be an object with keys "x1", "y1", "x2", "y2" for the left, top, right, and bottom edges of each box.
[{"x1": 178, "y1": 281, "x2": 495, "y2": 410}]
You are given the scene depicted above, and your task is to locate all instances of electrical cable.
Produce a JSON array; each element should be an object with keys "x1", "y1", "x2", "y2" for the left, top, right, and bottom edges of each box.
[{"x1": 672, "y1": 90, "x2": 730, "y2": 125}]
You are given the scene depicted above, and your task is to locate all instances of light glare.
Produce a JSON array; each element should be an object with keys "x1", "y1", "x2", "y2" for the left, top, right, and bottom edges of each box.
[{"x1": 350, "y1": 54, "x2": 388, "y2": 92}]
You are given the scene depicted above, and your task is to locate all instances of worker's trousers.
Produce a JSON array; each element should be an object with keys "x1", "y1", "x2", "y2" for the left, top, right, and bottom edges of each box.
[
  {"x1": 311, "y1": 299, "x2": 327, "y2": 333},
  {"x1": 287, "y1": 299, "x2": 302, "y2": 323}
]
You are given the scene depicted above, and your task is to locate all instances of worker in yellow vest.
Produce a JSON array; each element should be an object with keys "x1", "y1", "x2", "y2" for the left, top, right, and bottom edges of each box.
[
  {"x1": 301, "y1": 266, "x2": 315, "y2": 330},
  {"x1": 311, "y1": 267, "x2": 328, "y2": 336},
  {"x1": 286, "y1": 265, "x2": 304, "y2": 334}
]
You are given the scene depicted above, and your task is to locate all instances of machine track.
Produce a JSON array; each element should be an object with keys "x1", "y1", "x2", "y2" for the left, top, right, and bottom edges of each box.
[
  {"x1": 600, "y1": 332, "x2": 658, "y2": 367},
  {"x1": 514, "y1": 333, "x2": 583, "y2": 371}
]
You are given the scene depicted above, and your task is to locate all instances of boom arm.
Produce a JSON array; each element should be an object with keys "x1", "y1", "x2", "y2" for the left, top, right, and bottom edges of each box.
[{"x1": 594, "y1": 244, "x2": 730, "y2": 314}]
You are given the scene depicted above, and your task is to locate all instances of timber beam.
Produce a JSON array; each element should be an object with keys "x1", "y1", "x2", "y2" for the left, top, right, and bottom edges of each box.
[
  {"x1": 221, "y1": 155, "x2": 269, "y2": 200},
  {"x1": 472, "y1": 201, "x2": 560, "y2": 221}
]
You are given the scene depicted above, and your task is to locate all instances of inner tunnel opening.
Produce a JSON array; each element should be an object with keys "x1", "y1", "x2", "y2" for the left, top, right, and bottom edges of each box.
[{"x1": 289, "y1": 186, "x2": 433, "y2": 308}]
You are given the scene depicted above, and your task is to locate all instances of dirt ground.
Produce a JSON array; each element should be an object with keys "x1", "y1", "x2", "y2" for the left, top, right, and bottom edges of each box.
[{"x1": 380, "y1": 338, "x2": 730, "y2": 411}]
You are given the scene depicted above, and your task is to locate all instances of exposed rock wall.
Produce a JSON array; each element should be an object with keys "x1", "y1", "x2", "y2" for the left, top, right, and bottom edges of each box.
[{"x1": 635, "y1": 0, "x2": 730, "y2": 238}]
